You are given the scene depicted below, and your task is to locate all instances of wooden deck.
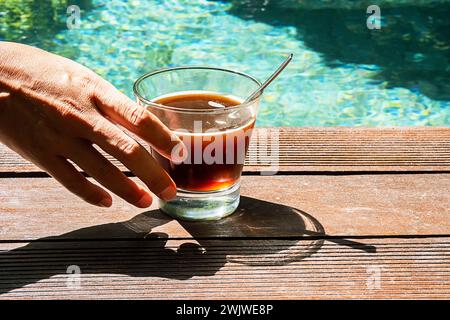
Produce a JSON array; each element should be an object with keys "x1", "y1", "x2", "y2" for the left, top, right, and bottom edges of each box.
[{"x1": 0, "y1": 127, "x2": 449, "y2": 299}]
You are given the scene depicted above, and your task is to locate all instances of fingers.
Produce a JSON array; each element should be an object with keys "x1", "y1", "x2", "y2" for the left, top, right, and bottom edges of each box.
[
  {"x1": 87, "y1": 118, "x2": 177, "y2": 201},
  {"x1": 67, "y1": 140, "x2": 153, "y2": 208},
  {"x1": 93, "y1": 80, "x2": 184, "y2": 160},
  {"x1": 45, "y1": 157, "x2": 112, "y2": 207}
]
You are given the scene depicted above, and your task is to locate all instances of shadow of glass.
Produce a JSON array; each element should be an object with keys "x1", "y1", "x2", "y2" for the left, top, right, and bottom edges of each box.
[
  {"x1": 219, "y1": 0, "x2": 450, "y2": 101},
  {"x1": 0, "y1": 196, "x2": 374, "y2": 295},
  {"x1": 175, "y1": 196, "x2": 325, "y2": 266}
]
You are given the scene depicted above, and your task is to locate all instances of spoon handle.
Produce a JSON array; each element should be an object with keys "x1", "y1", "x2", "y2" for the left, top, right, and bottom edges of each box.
[{"x1": 244, "y1": 53, "x2": 293, "y2": 103}]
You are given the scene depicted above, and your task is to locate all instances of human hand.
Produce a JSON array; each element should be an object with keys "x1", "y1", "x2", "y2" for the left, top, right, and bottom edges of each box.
[{"x1": 0, "y1": 42, "x2": 183, "y2": 208}]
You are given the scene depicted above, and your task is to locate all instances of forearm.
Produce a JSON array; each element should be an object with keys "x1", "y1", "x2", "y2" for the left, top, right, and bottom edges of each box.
[
  {"x1": 0, "y1": 41, "x2": 28, "y2": 92},
  {"x1": 0, "y1": 42, "x2": 69, "y2": 99},
  {"x1": 0, "y1": 42, "x2": 15, "y2": 143},
  {"x1": 0, "y1": 42, "x2": 36, "y2": 145}
]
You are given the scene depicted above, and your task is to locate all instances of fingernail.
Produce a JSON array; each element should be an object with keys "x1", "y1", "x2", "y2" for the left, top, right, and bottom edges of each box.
[
  {"x1": 158, "y1": 186, "x2": 177, "y2": 201},
  {"x1": 98, "y1": 197, "x2": 112, "y2": 207},
  {"x1": 136, "y1": 193, "x2": 153, "y2": 208}
]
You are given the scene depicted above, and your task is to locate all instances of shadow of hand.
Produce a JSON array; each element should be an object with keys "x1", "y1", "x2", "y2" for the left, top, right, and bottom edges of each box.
[{"x1": 0, "y1": 196, "x2": 328, "y2": 295}]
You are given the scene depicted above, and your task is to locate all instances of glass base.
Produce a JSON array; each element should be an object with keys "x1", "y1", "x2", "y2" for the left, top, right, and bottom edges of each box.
[{"x1": 159, "y1": 183, "x2": 240, "y2": 221}]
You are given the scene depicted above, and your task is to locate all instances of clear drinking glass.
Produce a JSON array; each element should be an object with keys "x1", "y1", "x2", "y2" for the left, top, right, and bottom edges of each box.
[{"x1": 133, "y1": 67, "x2": 261, "y2": 221}]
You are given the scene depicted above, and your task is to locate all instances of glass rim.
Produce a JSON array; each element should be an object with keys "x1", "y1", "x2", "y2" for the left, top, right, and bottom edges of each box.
[{"x1": 133, "y1": 66, "x2": 262, "y2": 113}]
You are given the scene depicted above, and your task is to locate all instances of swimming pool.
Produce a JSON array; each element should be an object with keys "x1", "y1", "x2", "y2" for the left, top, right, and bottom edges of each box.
[{"x1": 1, "y1": 0, "x2": 449, "y2": 126}]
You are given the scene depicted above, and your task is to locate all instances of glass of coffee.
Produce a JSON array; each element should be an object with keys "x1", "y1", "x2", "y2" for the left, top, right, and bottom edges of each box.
[{"x1": 133, "y1": 67, "x2": 261, "y2": 220}]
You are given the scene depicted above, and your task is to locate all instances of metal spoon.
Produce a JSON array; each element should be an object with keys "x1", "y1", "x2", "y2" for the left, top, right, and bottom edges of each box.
[
  {"x1": 157, "y1": 54, "x2": 293, "y2": 109},
  {"x1": 244, "y1": 53, "x2": 293, "y2": 103}
]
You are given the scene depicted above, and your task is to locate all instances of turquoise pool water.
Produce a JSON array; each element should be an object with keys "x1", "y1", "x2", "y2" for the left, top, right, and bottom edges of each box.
[{"x1": 1, "y1": 0, "x2": 449, "y2": 126}]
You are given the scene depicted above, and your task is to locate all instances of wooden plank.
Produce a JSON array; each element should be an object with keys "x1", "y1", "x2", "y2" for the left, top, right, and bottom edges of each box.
[
  {"x1": 1, "y1": 127, "x2": 449, "y2": 173},
  {"x1": 0, "y1": 238, "x2": 449, "y2": 299},
  {"x1": 0, "y1": 174, "x2": 449, "y2": 241}
]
